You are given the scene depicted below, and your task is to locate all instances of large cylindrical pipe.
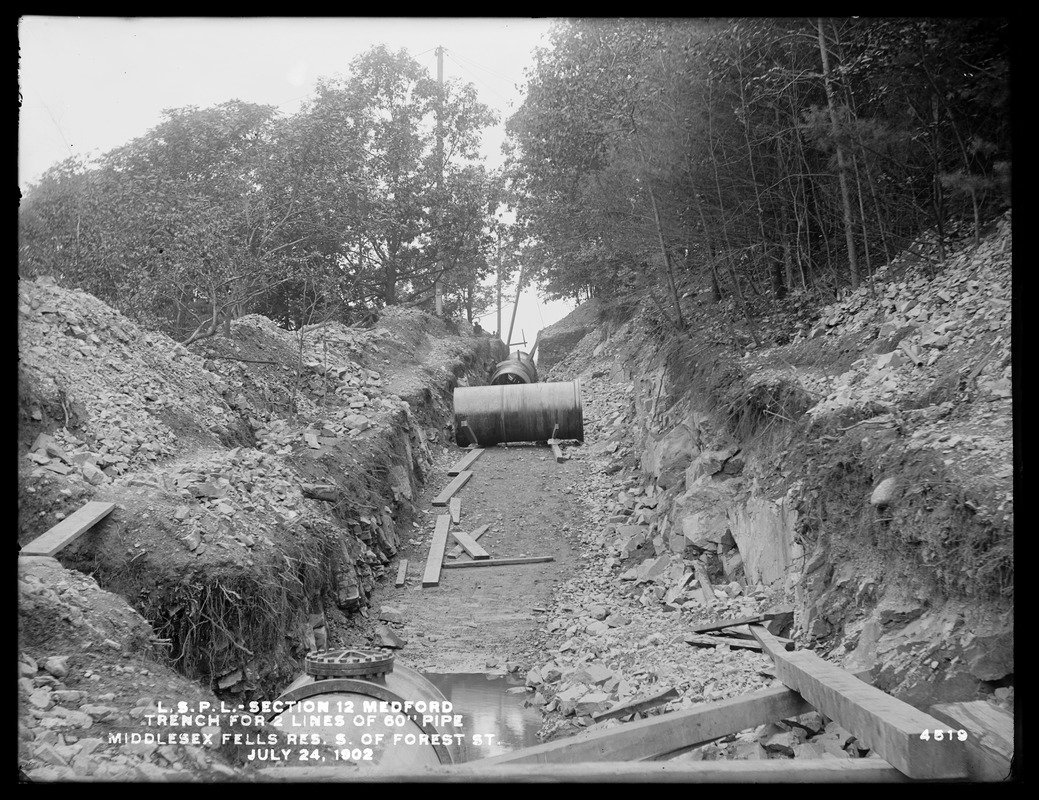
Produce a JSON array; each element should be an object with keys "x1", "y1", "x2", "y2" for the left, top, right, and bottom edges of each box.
[
  {"x1": 489, "y1": 351, "x2": 538, "y2": 385},
  {"x1": 269, "y1": 661, "x2": 462, "y2": 767},
  {"x1": 453, "y1": 380, "x2": 583, "y2": 446}
]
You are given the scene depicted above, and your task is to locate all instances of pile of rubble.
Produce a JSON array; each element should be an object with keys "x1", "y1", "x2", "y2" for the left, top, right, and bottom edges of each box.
[
  {"x1": 19, "y1": 557, "x2": 238, "y2": 782},
  {"x1": 771, "y1": 212, "x2": 1013, "y2": 501},
  {"x1": 517, "y1": 367, "x2": 790, "y2": 745}
]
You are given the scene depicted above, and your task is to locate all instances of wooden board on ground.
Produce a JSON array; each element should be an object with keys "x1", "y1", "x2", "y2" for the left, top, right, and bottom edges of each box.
[
  {"x1": 394, "y1": 559, "x2": 408, "y2": 587},
  {"x1": 691, "y1": 613, "x2": 782, "y2": 634},
  {"x1": 432, "y1": 471, "x2": 473, "y2": 507},
  {"x1": 442, "y1": 556, "x2": 553, "y2": 569},
  {"x1": 254, "y1": 759, "x2": 908, "y2": 783},
  {"x1": 549, "y1": 440, "x2": 565, "y2": 463},
  {"x1": 449, "y1": 497, "x2": 461, "y2": 524},
  {"x1": 448, "y1": 448, "x2": 484, "y2": 476},
  {"x1": 422, "y1": 515, "x2": 452, "y2": 588},
  {"x1": 749, "y1": 625, "x2": 967, "y2": 780},
  {"x1": 685, "y1": 634, "x2": 767, "y2": 652},
  {"x1": 929, "y1": 700, "x2": 1014, "y2": 782},
  {"x1": 449, "y1": 529, "x2": 489, "y2": 560},
  {"x1": 592, "y1": 686, "x2": 680, "y2": 722},
  {"x1": 447, "y1": 524, "x2": 489, "y2": 560},
  {"x1": 20, "y1": 501, "x2": 117, "y2": 557},
  {"x1": 474, "y1": 684, "x2": 811, "y2": 765},
  {"x1": 701, "y1": 629, "x2": 797, "y2": 650}
]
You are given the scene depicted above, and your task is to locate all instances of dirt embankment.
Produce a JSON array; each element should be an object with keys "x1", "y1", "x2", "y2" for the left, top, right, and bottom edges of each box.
[
  {"x1": 18, "y1": 282, "x2": 506, "y2": 781},
  {"x1": 544, "y1": 213, "x2": 1014, "y2": 711}
]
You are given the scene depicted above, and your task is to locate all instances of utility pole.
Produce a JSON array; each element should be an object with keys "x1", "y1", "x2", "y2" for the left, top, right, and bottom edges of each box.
[
  {"x1": 434, "y1": 45, "x2": 445, "y2": 316},
  {"x1": 506, "y1": 264, "x2": 523, "y2": 350},
  {"x1": 496, "y1": 230, "x2": 503, "y2": 343}
]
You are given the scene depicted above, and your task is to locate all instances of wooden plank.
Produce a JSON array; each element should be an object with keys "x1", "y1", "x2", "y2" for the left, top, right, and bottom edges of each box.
[
  {"x1": 449, "y1": 529, "x2": 489, "y2": 560},
  {"x1": 549, "y1": 441, "x2": 565, "y2": 462},
  {"x1": 447, "y1": 524, "x2": 489, "y2": 560},
  {"x1": 749, "y1": 625, "x2": 967, "y2": 780},
  {"x1": 460, "y1": 423, "x2": 480, "y2": 447},
  {"x1": 449, "y1": 497, "x2": 461, "y2": 524},
  {"x1": 432, "y1": 471, "x2": 472, "y2": 506},
  {"x1": 929, "y1": 701, "x2": 1014, "y2": 782},
  {"x1": 692, "y1": 561, "x2": 716, "y2": 602},
  {"x1": 442, "y1": 556, "x2": 552, "y2": 569},
  {"x1": 447, "y1": 448, "x2": 484, "y2": 475},
  {"x1": 253, "y1": 759, "x2": 908, "y2": 783},
  {"x1": 592, "y1": 686, "x2": 680, "y2": 722},
  {"x1": 421, "y1": 515, "x2": 452, "y2": 588},
  {"x1": 684, "y1": 634, "x2": 767, "y2": 652},
  {"x1": 394, "y1": 559, "x2": 408, "y2": 587},
  {"x1": 475, "y1": 684, "x2": 812, "y2": 765},
  {"x1": 701, "y1": 629, "x2": 797, "y2": 650},
  {"x1": 20, "y1": 501, "x2": 117, "y2": 557},
  {"x1": 691, "y1": 613, "x2": 781, "y2": 634}
]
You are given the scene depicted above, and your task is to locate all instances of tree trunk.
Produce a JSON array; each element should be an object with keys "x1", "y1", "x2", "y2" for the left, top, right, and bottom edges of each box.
[{"x1": 817, "y1": 18, "x2": 860, "y2": 289}]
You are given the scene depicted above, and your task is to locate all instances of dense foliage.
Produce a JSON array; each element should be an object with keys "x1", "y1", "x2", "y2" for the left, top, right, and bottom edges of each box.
[
  {"x1": 506, "y1": 17, "x2": 1011, "y2": 328},
  {"x1": 19, "y1": 20, "x2": 1011, "y2": 345},
  {"x1": 19, "y1": 47, "x2": 504, "y2": 342}
]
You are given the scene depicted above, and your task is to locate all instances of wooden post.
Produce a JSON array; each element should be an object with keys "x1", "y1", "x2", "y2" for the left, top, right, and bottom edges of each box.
[{"x1": 749, "y1": 626, "x2": 967, "y2": 780}]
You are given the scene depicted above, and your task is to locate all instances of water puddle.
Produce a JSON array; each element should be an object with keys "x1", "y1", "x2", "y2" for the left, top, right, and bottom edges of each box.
[{"x1": 422, "y1": 672, "x2": 543, "y2": 762}]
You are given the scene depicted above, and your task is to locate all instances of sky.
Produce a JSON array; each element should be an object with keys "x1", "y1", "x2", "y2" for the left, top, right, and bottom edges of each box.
[{"x1": 17, "y1": 15, "x2": 577, "y2": 354}]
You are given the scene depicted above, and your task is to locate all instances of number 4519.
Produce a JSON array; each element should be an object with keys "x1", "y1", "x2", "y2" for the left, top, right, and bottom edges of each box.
[{"x1": 920, "y1": 729, "x2": 968, "y2": 741}]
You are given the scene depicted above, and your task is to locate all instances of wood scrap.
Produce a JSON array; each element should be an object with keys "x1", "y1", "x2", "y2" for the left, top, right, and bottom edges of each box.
[
  {"x1": 690, "y1": 613, "x2": 782, "y2": 634},
  {"x1": 701, "y1": 628, "x2": 796, "y2": 650},
  {"x1": 432, "y1": 471, "x2": 472, "y2": 506},
  {"x1": 447, "y1": 524, "x2": 489, "y2": 559},
  {"x1": 684, "y1": 634, "x2": 768, "y2": 652},
  {"x1": 394, "y1": 559, "x2": 408, "y2": 588},
  {"x1": 449, "y1": 529, "x2": 489, "y2": 560},
  {"x1": 20, "y1": 501, "x2": 117, "y2": 557},
  {"x1": 749, "y1": 625, "x2": 967, "y2": 780},
  {"x1": 449, "y1": 497, "x2": 461, "y2": 524},
  {"x1": 592, "y1": 686, "x2": 680, "y2": 722},
  {"x1": 421, "y1": 515, "x2": 452, "y2": 588}
]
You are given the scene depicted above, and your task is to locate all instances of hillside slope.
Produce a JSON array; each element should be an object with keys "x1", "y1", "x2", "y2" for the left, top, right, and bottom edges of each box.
[
  {"x1": 543, "y1": 211, "x2": 1014, "y2": 709},
  {"x1": 18, "y1": 284, "x2": 505, "y2": 780}
]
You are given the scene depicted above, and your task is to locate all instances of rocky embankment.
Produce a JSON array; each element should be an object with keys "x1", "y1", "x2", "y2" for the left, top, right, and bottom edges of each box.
[
  {"x1": 523, "y1": 214, "x2": 1013, "y2": 754},
  {"x1": 18, "y1": 280, "x2": 505, "y2": 781}
]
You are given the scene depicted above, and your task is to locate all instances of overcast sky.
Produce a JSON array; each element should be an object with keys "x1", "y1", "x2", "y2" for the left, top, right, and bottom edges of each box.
[{"x1": 17, "y1": 15, "x2": 574, "y2": 347}]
